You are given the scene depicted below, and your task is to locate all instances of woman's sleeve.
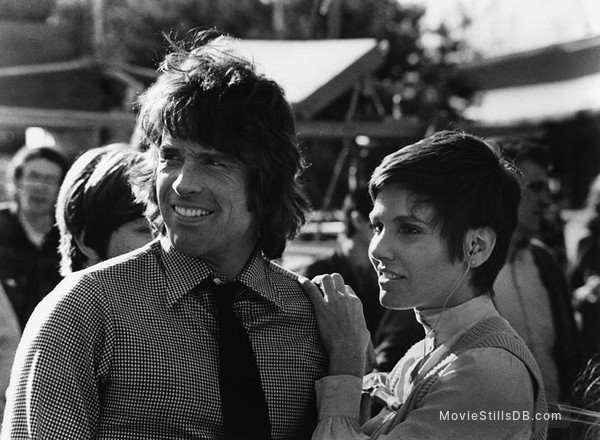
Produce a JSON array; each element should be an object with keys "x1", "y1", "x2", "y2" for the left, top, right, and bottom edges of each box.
[{"x1": 312, "y1": 375, "x2": 370, "y2": 440}]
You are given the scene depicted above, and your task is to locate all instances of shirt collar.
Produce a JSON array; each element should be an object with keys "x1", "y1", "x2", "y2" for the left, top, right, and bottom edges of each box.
[
  {"x1": 159, "y1": 237, "x2": 283, "y2": 309},
  {"x1": 414, "y1": 293, "x2": 497, "y2": 349}
]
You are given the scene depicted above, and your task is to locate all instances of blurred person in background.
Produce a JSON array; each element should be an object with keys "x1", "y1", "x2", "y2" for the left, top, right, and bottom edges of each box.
[
  {"x1": 0, "y1": 145, "x2": 70, "y2": 330},
  {"x1": 569, "y1": 173, "x2": 600, "y2": 363},
  {"x1": 495, "y1": 139, "x2": 581, "y2": 406},
  {"x1": 54, "y1": 143, "x2": 154, "y2": 276},
  {"x1": 0, "y1": 145, "x2": 69, "y2": 424}
]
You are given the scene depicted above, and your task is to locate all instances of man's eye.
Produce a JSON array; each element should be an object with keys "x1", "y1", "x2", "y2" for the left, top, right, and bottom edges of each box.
[
  {"x1": 399, "y1": 224, "x2": 421, "y2": 235},
  {"x1": 204, "y1": 159, "x2": 226, "y2": 167},
  {"x1": 159, "y1": 150, "x2": 179, "y2": 162}
]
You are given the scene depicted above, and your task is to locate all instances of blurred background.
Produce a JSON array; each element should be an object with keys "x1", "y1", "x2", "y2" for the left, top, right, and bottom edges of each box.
[{"x1": 0, "y1": 0, "x2": 599, "y2": 268}]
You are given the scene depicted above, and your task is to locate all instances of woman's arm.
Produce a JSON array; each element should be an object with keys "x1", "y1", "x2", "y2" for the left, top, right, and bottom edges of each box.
[{"x1": 300, "y1": 274, "x2": 373, "y2": 439}]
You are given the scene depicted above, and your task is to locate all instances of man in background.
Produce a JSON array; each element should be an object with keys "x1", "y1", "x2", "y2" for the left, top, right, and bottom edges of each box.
[
  {"x1": 495, "y1": 138, "x2": 581, "y2": 405},
  {"x1": 0, "y1": 145, "x2": 70, "y2": 330}
]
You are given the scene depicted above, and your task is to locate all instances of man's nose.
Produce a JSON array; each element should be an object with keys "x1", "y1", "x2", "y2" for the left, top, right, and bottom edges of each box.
[{"x1": 172, "y1": 165, "x2": 201, "y2": 197}]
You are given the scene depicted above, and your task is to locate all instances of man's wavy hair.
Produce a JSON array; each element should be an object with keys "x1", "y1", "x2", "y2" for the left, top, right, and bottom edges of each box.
[{"x1": 132, "y1": 29, "x2": 310, "y2": 259}]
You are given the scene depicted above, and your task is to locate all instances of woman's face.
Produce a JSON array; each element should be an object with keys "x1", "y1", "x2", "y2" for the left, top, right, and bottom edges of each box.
[
  {"x1": 106, "y1": 218, "x2": 154, "y2": 259},
  {"x1": 368, "y1": 186, "x2": 474, "y2": 311}
]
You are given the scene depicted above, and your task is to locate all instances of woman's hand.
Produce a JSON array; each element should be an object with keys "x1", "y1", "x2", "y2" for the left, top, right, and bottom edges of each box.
[{"x1": 300, "y1": 273, "x2": 371, "y2": 378}]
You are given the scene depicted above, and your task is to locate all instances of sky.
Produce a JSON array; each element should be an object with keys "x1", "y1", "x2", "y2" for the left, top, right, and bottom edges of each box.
[{"x1": 399, "y1": 0, "x2": 600, "y2": 57}]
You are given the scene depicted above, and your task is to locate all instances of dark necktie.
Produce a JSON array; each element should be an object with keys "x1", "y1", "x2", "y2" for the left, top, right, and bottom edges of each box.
[{"x1": 208, "y1": 278, "x2": 271, "y2": 440}]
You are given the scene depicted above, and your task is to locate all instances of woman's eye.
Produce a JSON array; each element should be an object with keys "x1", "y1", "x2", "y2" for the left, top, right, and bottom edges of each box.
[{"x1": 369, "y1": 222, "x2": 383, "y2": 235}]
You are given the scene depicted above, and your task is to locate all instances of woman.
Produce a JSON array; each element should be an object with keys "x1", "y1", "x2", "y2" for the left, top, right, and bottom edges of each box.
[
  {"x1": 302, "y1": 131, "x2": 548, "y2": 439},
  {"x1": 55, "y1": 143, "x2": 154, "y2": 274}
]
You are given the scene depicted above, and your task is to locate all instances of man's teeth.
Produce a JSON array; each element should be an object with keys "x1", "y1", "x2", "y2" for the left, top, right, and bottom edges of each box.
[{"x1": 174, "y1": 206, "x2": 211, "y2": 217}]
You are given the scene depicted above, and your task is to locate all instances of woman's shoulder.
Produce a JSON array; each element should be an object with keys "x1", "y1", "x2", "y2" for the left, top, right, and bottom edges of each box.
[{"x1": 434, "y1": 346, "x2": 536, "y2": 406}]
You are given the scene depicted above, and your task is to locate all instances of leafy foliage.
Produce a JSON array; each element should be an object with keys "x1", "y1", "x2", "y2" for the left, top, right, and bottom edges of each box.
[{"x1": 52, "y1": 0, "x2": 475, "y2": 123}]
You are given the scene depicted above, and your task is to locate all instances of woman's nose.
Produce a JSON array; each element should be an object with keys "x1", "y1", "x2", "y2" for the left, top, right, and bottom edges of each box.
[{"x1": 369, "y1": 231, "x2": 392, "y2": 263}]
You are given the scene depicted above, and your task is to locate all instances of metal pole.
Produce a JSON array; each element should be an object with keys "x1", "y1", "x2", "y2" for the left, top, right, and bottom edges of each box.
[{"x1": 92, "y1": 0, "x2": 104, "y2": 59}]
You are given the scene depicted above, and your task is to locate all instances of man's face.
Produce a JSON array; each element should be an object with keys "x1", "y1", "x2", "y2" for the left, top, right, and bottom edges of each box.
[
  {"x1": 16, "y1": 158, "x2": 63, "y2": 216},
  {"x1": 517, "y1": 159, "x2": 550, "y2": 237},
  {"x1": 156, "y1": 135, "x2": 257, "y2": 274},
  {"x1": 368, "y1": 186, "x2": 472, "y2": 310}
]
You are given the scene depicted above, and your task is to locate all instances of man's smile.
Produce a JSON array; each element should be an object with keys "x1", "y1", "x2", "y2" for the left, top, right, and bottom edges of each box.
[{"x1": 173, "y1": 205, "x2": 213, "y2": 218}]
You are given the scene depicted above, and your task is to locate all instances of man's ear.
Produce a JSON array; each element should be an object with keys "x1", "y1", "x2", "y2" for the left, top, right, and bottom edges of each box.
[
  {"x1": 74, "y1": 232, "x2": 101, "y2": 268},
  {"x1": 465, "y1": 227, "x2": 496, "y2": 268}
]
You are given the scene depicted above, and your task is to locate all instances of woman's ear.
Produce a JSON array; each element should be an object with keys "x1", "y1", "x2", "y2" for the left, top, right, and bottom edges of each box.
[
  {"x1": 465, "y1": 227, "x2": 496, "y2": 268},
  {"x1": 74, "y1": 232, "x2": 101, "y2": 268}
]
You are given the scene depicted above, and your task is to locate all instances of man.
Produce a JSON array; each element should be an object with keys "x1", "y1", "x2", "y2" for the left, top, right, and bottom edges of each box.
[
  {"x1": 0, "y1": 145, "x2": 70, "y2": 330},
  {"x1": 2, "y1": 30, "x2": 327, "y2": 439},
  {"x1": 494, "y1": 139, "x2": 581, "y2": 404}
]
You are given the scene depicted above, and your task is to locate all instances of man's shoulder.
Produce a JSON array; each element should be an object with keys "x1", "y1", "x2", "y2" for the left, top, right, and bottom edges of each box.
[
  {"x1": 85, "y1": 240, "x2": 161, "y2": 277},
  {"x1": 25, "y1": 242, "x2": 162, "y2": 325},
  {"x1": 266, "y1": 258, "x2": 302, "y2": 283},
  {"x1": 528, "y1": 238, "x2": 562, "y2": 262}
]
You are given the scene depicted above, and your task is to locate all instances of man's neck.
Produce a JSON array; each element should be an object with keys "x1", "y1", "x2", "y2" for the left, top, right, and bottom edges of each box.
[{"x1": 206, "y1": 247, "x2": 257, "y2": 282}]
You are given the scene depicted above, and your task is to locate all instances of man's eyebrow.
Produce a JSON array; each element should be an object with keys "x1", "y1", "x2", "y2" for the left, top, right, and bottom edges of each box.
[{"x1": 195, "y1": 150, "x2": 242, "y2": 164}]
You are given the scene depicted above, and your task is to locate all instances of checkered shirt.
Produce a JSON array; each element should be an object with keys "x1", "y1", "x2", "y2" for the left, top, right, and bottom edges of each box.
[{"x1": 2, "y1": 237, "x2": 328, "y2": 439}]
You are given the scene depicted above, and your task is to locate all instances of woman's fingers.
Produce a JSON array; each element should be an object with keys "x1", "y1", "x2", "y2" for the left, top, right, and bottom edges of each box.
[
  {"x1": 299, "y1": 273, "x2": 370, "y2": 377},
  {"x1": 299, "y1": 276, "x2": 324, "y2": 302}
]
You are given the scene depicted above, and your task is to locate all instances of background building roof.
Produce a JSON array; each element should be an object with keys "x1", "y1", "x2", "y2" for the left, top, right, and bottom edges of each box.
[{"x1": 455, "y1": 35, "x2": 600, "y2": 126}]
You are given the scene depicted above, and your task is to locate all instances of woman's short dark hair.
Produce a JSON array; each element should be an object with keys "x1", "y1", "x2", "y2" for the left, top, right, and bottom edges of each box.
[
  {"x1": 56, "y1": 144, "x2": 150, "y2": 275},
  {"x1": 7, "y1": 145, "x2": 71, "y2": 201},
  {"x1": 369, "y1": 130, "x2": 522, "y2": 293},
  {"x1": 132, "y1": 29, "x2": 310, "y2": 259}
]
